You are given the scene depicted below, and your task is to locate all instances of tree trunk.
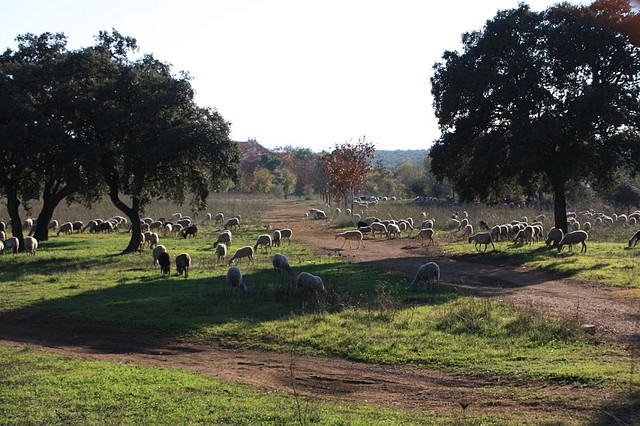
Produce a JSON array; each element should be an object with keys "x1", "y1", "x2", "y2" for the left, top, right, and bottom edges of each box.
[
  {"x1": 5, "y1": 189, "x2": 25, "y2": 252},
  {"x1": 108, "y1": 189, "x2": 142, "y2": 254},
  {"x1": 33, "y1": 183, "x2": 72, "y2": 242},
  {"x1": 552, "y1": 184, "x2": 568, "y2": 234}
]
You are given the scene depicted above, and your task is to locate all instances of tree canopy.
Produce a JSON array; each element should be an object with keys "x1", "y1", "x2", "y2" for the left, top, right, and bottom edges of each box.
[{"x1": 429, "y1": 1, "x2": 640, "y2": 232}]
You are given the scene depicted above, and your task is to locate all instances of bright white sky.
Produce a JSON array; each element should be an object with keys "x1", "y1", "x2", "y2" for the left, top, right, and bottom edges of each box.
[{"x1": 3, "y1": 0, "x2": 597, "y2": 152}]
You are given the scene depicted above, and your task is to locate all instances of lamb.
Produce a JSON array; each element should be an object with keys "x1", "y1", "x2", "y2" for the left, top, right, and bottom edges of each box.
[
  {"x1": 175, "y1": 253, "x2": 191, "y2": 278},
  {"x1": 213, "y1": 230, "x2": 232, "y2": 248},
  {"x1": 253, "y1": 234, "x2": 272, "y2": 253},
  {"x1": 181, "y1": 224, "x2": 198, "y2": 239},
  {"x1": 228, "y1": 246, "x2": 254, "y2": 265},
  {"x1": 158, "y1": 251, "x2": 171, "y2": 276},
  {"x1": 224, "y1": 217, "x2": 240, "y2": 230},
  {"x1": 272, "y1": 253, "x2": 293, "y2": 276},
  {"x1": 152, "y1": 245, "x2": 167, "y2": 266},
  {"x1": 226, "y1": 266, "x2": 247, "y2": 293},
  {"x1": 296, "y1": 272, "x2": 327, "y2": 296},
  {"x1": 628, "y1": 230, "x2": 640, "y2": 248},
  {"x1": 415, "y1": 228, "x2": 435, "y2": 246},
  {"x1": 545, "y1": 227, "x2": 564, "y2": 248},
  {"x1": 410, "y1": 262, "x2": 440, "y2": 291},
  {"x1": 557, "y1": 230, "x2": 588, "y2": 253},
  {"x1": 468, "y1": 232, "x2": 495, "y2": 251},
  {"x1": 24, "y1": 236, "x2": 38, "y2": 256},
  {"x1": 335, "y1": 230, "x2": 365, "y2": 249},
  {"x1": 57, "y1": 222, "x2": 74, "y2": 236},
  {"x1": 215, "y1": 243, "x2": 227, "y2": 263},
  {"x1": 4, "y1": 236, "x2": 19, "y2": 254}
]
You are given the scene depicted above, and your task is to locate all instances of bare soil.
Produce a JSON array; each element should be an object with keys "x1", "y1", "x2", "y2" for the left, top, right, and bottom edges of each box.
[{"x1": 1, "y1": 199, "x2": 639, "y2": 421}]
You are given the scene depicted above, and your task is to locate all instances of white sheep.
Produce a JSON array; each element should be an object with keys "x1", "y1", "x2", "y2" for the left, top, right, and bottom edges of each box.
[
  {"x1": 461, "y1": 224, "x2": 474, "y2": 239},
  {"x1": 254, "y1": 234, "x2": 272, "y2": 253},
  {"x1": 0, "y1": 240, "x2": 4, "y2": 254},
  {"x1": 279, "y1": 228, "x2": 293, "y2": 244},
  {"x1": 387, "y1": 223, "x2": 401, "y2": 239},
  {"x1": 272, "y1": 230, "x2": 282, "y2": 247},
  {"x1": 513, "y1": 226, "x2": 534, "y2": 245},
  {"x1": 23, "y1": 236, "x2": 38, "y2": 256},
  {"x1": 415, "y1": 228, "x2": 435, "y2": 246},
  {"x1": 226, "y1": 266, "x2": 247, "y2": 294},
  {"x1": 309, "y1": 208, "x2": 327, "y2": 219},
  {"x1": 272, "y1": 253, "x2": 293, "y2": 276},
  {"x1": 147, "y1": 232, "x2": 160, "y2": 249},
  {"x1": 628, "y1": 230, "x2": 640, "y2": 248},
  {"x1": 213, "y1": 230, "x2": 232, "y2": 248},
  {"x1": 370, "y1": 222, "x2": 388, "y2": 238},
  {"x1": 202, "y1": 212, "x2": 212, "y2": 224},
  {"x1": 4, "y1": 236, "x2": 19, "y2": 254},
  {"x1": 176, "y1": 253, "x2": 191, "y2": 278},
  {"x1": 224, "y1": 217, "x2": 240, "y2": 230},
  {"x1": 214, "y1": 212, "x2": 224, "y2": 224},
  {"x1": 557, "y1": 230, "x2": 588, "y2": 253},
  {"x1": 228, "y1": 246, "x2": 254, "y2": 265},
  {"x1": 545, "y1": 227, "x2": 564, "y2": 248},
  {"x1": 468, "y1": 232, "x2": 495, "y2": 251},
  {"x1": 296, "y1": 272, "x2": 327, "y2": 297},
  {"x1": 335, "y1": 230, "x2": 365, "y2": 249},
  {"x1": 215, "y1": 243, "x2": 227, "y2": 263},
  {"x1": 410, "y1": 262, "x2": 440, "y2": 291},
  {"x1": 57, "y1": 222, "x2": 74, "y2": 236},
  {"x1": 48, "y1": 220, "x2": 59, "y2": 233},
  {"x1": 152, "y1": 245, "x2": 167, "y2": 266}
]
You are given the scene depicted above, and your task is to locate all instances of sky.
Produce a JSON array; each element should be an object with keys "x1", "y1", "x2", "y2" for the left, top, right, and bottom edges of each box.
[{"x1": 2, "y1": 0, "x2": 603, "y2": 152}]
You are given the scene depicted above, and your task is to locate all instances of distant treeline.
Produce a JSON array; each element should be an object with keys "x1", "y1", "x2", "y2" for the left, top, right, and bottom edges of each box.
[{"x1": 372, "y1": 149, "x2": 429, "y2": 169}]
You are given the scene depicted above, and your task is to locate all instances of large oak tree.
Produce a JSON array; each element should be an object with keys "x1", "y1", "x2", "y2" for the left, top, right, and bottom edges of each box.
[{"x1": 429, "y1": 1, "x2": 640, "y2": 232}]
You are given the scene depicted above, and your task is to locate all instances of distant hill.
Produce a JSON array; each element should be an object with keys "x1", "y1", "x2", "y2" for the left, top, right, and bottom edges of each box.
[{"x1": 373, "y1": 149, "x2": 429, "y2": 169}]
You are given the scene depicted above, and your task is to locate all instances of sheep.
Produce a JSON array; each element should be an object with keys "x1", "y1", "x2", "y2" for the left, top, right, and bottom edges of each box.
[
  {"x1": 71, "y1": 221, "x2": 83, "y2": 233},
  {"x1": 278, "y1": 228, "x2": 293, "y2": 244},
  {"x1": 158, "y1": 251, "x2": 171, "y2": 276},
  {"x1": 545, "y1": 227, "x2": 564, "y2": 248},
  {"x1": 22, "y1": 218, "x2": 33, "y2": 233},
  {"x1": 24, "y1": 236, "x2": 38, "y2": 256},
  {"x1": 478, "y1": 220, "x2": 490, "y2": 231},
  {"x1": 272, "y1": 253, "x2": 293, "y2": 276},
  {"x1": 215, "y1": 243, "x2": 228, "y2": 263},
  {"x1": 213, "y1": 230, "x2": 232, "y2": 248},
  {"x1": 309, "y1": 208, "x2": 327, "y2": 219},
  {"x1": 163, "y1": 223, "x2": 173, "y2": 236},
  {"x1": 272, "y1": 230, "x2": 282, "y2": 247},
  {"x1": 253, "y1": 234, "x2": 272, "y2": 253},
  {"x1": 628, "y1": 230, "x2": 640, "y2": 248},
  {"x1": 0, "y1": 230, "x2": 4, "y2": 242},
  {"x1": 557, "y1": 230, "x2": 588, "y2": 253},
  {"x1": 138, "y1": 233, "x2": 146, "y2": 252},
  {"x1": 398, "y1": 219, "x2": 414, "y2": 235},
  {"x1": 583, "y1": 222, "x2": 592, "y2": 232},
  {"x1": 48, "y1": 220, "x2": 59, "y2": 233},
  {"x1": 214, "y1": 212, "x2": 224, "y2": 224},
  {"x1": 152, "y1": 245, "x2": 167, "y2": 266},
  {"x1": 468, "y1": 232, "x2": 495, "y2": 251},
  {"x1": 226, "y1": 266, "x2": 247, "y2": 294},
  {"x1": 176, "y1": 253, "x2": 191, "y2": 278},
  {"x1": 335, "y1": 230, "x2": 365, "y2": 249},
  {"x1": 387, "y1": 223, "x2": 402, "y2": 239},
  {"x1": 57, "y1": 222, "x2": 74, "y2": 236},
  {"x1": 296, "y1": 272, "x2": 327, "y2": 297},
  {"x1": 4, "y1": 236, "x2": 19, "y2": 254},
  {"x1": 181, "y1": 224, "x2": 198, "y2": 239},
  {"x1": 177, "y1": 218, "x2": 192, "y2": 228},
  {"x1": 224, "y1": 217, "x2": 240, "y2": 230},
  {"x1": 410, "y1": 262, "x2": 440, "y2": 291},
  {"x1": 415, "y1": 228, "x2": 435, "y2": 246},
  {"x1": 170, "y1": 223, "x2": 183, "y2": 236},
  {"x1": 228, "y1": 246, "x2": 254, "y2": 265},
  {"x1": 461, "y1": 224, "x2": 474, "y2": 239},
  {"x1": 202, "y1": 212, "x2": 212, "y2": 224},
  {"x1": 513, "y1": 226, "x2": 534, "y2": 245},
  {"x1": 370, "y1": 222, "x2": 388, "y2": 238},
  {"x1": 0, "y1": 240, "x2": 4, "y2": 254},
  {"x1": 146, "y1": 232, "x2": 159, "y2": 248}
]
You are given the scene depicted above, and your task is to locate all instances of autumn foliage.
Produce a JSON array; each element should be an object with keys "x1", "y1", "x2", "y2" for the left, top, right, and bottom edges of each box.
[{"x1": 320, "y1": 139, "x2": 375, "y2": 206}]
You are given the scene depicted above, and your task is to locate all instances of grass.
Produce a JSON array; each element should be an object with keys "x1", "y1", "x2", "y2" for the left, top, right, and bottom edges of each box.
[{"x1": 1, "y1": 195, "x2": 639, "y2": 423}]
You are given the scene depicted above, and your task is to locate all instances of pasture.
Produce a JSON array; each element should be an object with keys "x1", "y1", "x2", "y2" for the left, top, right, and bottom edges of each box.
[{"x1": 0, "y1": 195, "x2": 639, "y2": 424}]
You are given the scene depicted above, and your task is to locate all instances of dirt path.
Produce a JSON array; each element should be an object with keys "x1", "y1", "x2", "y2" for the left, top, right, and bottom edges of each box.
[{"x1": 0, "y1": 199, "x2": 638, "y2": 420}]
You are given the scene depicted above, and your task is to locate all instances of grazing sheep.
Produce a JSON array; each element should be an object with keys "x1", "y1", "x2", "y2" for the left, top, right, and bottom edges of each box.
[
  {"x1": 175, "y1": 253, "x2": 191, "y2": 278},
  {"x1": 478, "y1": 220, "x2": 490, "y2": 231},
  {"x1": 213, "y1": 230, "x2": 232, "y2": 248},
  {"x1": 158, "y1": 251, "x2": 171, "y2": 276},
  {"x1": 468, "y1": 232, "x2": 495, "y2": 251},
  {"x1": 513, "y1": 226, "x2": 534, "y2": 245},
  {"x1": 48, "y1": 220, "x2": 59, "y2": 233},
  {"x1": 57, "y1": 222, "x2": 74, "y2": 236},
  {"x1": 309, "y1": 208, "x2": 327, "y2": 219},
  {"x1": 272, "y1": 253, "x2": 293, "y2": 276},
  {"x1": 272, "y1": 230, "x2": 282, "y2": 247},
  {"x1": 149, "y1": 220, "x2": 163, "y2": 233},
  {"x1": 71, "y1": 221, "x2": 83, "y2": 233},
  {"x1": 0, "y1": 231, "x2": 4, "y2": 242},
  {"x1": 152, "y1": 245, "x2": 167, "y2": 266},
  {"x1": 24, "y1": 236, "x2": 38, "y2": 256},
  {"x1": 335, "y1": 230, "x2": 365, "y2": 249},
  {"x1": 0, "y1": 240, "x2": 4, "y2": 254},
  {"x1": 296, "y1": 272, "x2": 327, "y2": 296},
  {"x1": 181, "y1": 224, "x2": 198, "y2": 239},
  {"x1": 214, "y1": 212, "x2": 224, "y2": 224},
  {"x1": 545, "y1": 227, "x2": 564, "y2": 248},
  {"x1": 628, "y1": 230, "x2": 640, "y2": 248},
  {"x1": 583, "y1": 222, "x2": 592, "y2": 232},
  {"x1": 202, "y1": 212, "x2": 212, "y2": 224},
  {"x1": 228, "y1": 246, "x2": 254, "y2": 265},
  {"x1": 557, "y1": 230, "x2": 588, "y2": 253},
  {"x1": 370, "y1": 222, "x2": 388, "y2": 238},
  {"x1": 279, "y1": 228, "x2": 293, "y2": 244},
  {"x1": 226, "y1": 266, "x2": 247, "y2": 293},
  {"x1": 387, "y1": 223, "x2": 401, "y2": 239},
  {"x1": 415, "y1": 228, "x2": 435, "y2": 246},
  {"x1": 163, "y1": 223, "x2": 173, "y2": 236},
  {"x1": 224, "y1": 217, "x2": 240, "y2": 230},
  {"x1": 146, "y1": 232, "x2": 159, "y2": 248},
  {"x1": 177, "y1": 218, "x2": 192, "y2": 228},
  {"x1": 253, "y1": 234, "x2": 272, "y2": 253},
  {"x1": 4, "y1": 236, "x2": 19, "y2": 254},
  {"x1": 215, "y1": 243, "x2": 227, "y2": 263},
  {"x1": 410, "y1": 262, "x2": 440, "y2": 291}
]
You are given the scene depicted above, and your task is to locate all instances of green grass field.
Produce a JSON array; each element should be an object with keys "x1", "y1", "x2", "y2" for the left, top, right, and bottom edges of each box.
[{"x1": 1, "y1": 196, "x2": 639, "y2": 424}]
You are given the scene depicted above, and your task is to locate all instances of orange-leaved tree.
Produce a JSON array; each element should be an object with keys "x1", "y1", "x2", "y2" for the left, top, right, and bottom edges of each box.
[{"x1": 319, "y1": 138, "x2": 375, "y2": 208}]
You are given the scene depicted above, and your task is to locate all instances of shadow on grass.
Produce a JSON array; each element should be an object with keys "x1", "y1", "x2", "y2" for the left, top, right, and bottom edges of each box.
[{"x1": 589, "y1": 390, "x2": 640, "y2": 425}]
